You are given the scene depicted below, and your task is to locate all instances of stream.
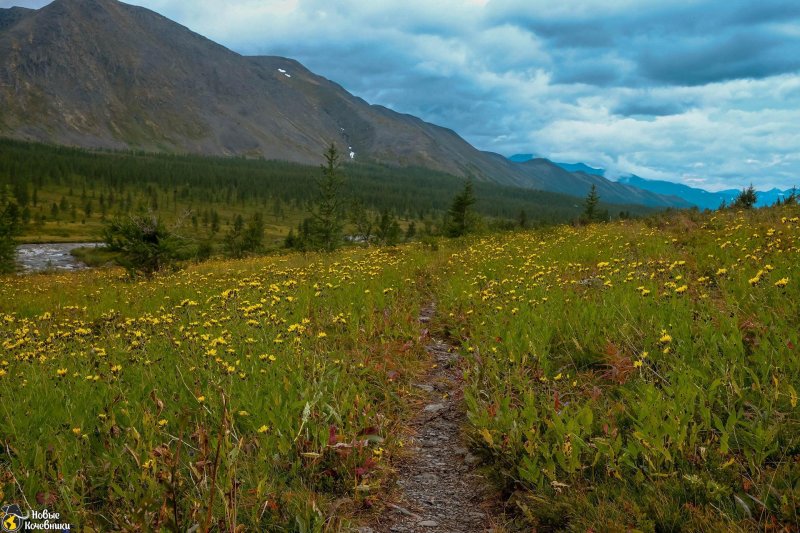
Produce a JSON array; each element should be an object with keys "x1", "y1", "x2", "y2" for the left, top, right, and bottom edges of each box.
[{"x1": 15, "y1": 243, "x2": 103, "y2": 273}]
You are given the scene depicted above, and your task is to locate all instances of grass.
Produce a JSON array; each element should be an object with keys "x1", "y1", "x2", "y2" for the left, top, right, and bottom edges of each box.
[
  {"x1": 1, "y1": 204, "x2": 799, "y2": 531},
  {"x1": 0, "y1": 248, "x2": 434, "y2": 531},
  {"x1": 438, "y1": 205, "x2": 800, "y2": 531}
]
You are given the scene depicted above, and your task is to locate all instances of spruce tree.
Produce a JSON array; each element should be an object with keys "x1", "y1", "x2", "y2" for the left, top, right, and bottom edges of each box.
[
  {"x1": 447, "y1": 180, "x2": 476, "y2": 237},
  {"x1": 405, "y1": 221, "x2": 417, "y2": 241},
  {"x1": 582, "y1": 184, "x2": 600, "y2": 222},
  {"x1": 310, "y1": 144, "x2": 346, "y2": 251},
  {"x1": 733, "y1": 184, "x2": 758, "y2": 209}
]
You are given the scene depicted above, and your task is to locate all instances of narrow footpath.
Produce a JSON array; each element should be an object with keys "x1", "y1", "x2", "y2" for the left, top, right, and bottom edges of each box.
[{"x1": 364, "y1": 302, "x2": 498, "y2": 533}]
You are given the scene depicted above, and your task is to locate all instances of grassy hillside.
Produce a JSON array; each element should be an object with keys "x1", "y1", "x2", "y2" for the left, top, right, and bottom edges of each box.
[
  {"x1": 0, "y1": 138, "x2": 654, "y2": 245},
  {"x1": 1, "y1": 204, "x2": 797, "y2": 531}
]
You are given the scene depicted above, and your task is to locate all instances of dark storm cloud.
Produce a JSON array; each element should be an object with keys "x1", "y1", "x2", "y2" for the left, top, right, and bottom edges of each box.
[
  {"x1": 491, "y1": 0, "x2": 800, "y2": 87},
  {"x1": 638, "y1": 31, "x2": 800, "y2": 85}
]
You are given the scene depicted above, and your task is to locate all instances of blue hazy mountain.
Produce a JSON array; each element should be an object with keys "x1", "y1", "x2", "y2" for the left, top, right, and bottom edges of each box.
[
  {"x1": 539, "y1": 159, "x2": 794, "y2": 210},
  {"x1": 508, "y1": 153, "x2": 536, "y2": 163},
  {"x1": 555, "y1": 162, "x2": 605, "y2": 177},
  {"x1": 617, "y1": 176, "x2": 794, "y2": 209}
]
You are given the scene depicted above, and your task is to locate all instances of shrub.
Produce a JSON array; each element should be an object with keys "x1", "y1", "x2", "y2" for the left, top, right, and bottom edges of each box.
[
  {"x1": 103, "y1": 214, "x2": 184, "y2": 277},
  {"x1": 0, "y1": 192, "x2": 21, "y2": 273}
]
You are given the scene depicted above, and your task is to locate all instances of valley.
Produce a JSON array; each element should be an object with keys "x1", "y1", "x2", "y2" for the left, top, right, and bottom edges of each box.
[{"x1": 0, "y1": 204, "x2": 798, "y2": 531}]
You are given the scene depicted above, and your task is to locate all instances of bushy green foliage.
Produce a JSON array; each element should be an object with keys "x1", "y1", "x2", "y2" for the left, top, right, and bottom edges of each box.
[
  {"x1": 0, "y1": 188, "x2": 21, "y2": 273},
  {"x1": 223, "y1": 212, "x2": 264, "y2": 258},
  {"x1": 103, "y1": 213, "x2": 184, "y2": 277},
  {"x1": 349, "y1": 199, "x2": 374, "y2": 244},
  {"x1": 375, "y1": 209, "x2": 402, "y2": 246}
]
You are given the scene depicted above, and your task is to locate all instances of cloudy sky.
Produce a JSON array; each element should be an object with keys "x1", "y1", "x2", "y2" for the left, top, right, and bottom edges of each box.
[{"x1": 5, "y1": 0, "x2": 800, "y2": 190}]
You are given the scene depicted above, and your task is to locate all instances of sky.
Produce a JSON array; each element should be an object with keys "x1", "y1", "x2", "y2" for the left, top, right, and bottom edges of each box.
[{"x1": 4, "y1": 0, "x2": 800, "y2": 190}]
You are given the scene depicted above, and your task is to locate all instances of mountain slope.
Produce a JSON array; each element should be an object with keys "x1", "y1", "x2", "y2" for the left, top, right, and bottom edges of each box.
[{"x1": 0, "y1": 0, "x2": 686, "y2": 207}]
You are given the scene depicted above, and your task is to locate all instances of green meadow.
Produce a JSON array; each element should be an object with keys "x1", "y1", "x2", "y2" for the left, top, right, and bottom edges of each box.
[{"x1": 0, "y1": 204, "x2": 798, "y2": 531}]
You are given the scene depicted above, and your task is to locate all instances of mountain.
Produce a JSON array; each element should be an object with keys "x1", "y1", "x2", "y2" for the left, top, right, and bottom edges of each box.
[
  {"x1": 0, "y1": 0, "x2": 687, "y2": 208},
  {"x1": 555, "y1": 162, "x2": 606, "y2": 177},
  {"x1": 617, "y1": 175, "x2": 731, "y2": 209},
  {"x1": 518, "y1": 159, "x2": 691, "y2": 208},
  {"x1": 618, "y1": 176, "x2": 794, "y2": 209}
]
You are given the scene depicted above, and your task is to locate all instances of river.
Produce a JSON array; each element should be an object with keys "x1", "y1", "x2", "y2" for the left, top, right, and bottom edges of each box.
[{"x1": 15, "y1": 243, "x2": 104, "y2": 273}]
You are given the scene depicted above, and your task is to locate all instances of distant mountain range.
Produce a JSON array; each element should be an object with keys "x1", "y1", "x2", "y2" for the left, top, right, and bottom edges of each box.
[
  {"x1": 0, "y1": 0, "x2": 688, "y2": 209},
  {"x1": 616, "y1": 176, "x2": 795, "y2": 209},
  {"x1": 506, "y1": 158, "x2": 794, "y2": 210}
]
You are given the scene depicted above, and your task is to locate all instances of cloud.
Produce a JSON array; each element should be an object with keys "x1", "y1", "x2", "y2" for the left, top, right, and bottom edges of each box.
[{"x1": 3, "y1": 0, "x2": 800, "y2": 189}]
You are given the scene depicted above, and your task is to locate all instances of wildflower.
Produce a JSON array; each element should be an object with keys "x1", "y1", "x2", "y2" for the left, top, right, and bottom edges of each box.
[
  {"x1": 157, "y1": 419, "x2": 168, "y2": 428},
  {"x1": 238, "y1": 410, "x2": 249, "y2": 417},
  {"x1": 72, "y1": 427, "x2": 82, "y2": 436},
  {"x1": 257, "y1": 425, "x2": 269, "y2": 434},
  {"x1": 111, "y1": 364, "x2": 122, "y2": 373},
  {"x1": 775, "y1": 278, "x2": 789, "y2": 288},
  {"x1": 633, "y1": 360, "x2": 643, "y2": 368},
  {"x1": 659, "y1": 330, "x2": 672, "y2": 344},
  {"x1": 716, "y1": 268, "x2": 728, "y2": 276},
  {"x1": 197, "y1": 395, "x2": 206, "y2": 403},
  {"x1": 675, "y1": 285, "x2": 688, "y2": 294},
  {"x1": 749, "y1": 270, "x2": 765, "y2": 285},
  {"x1": 317, "y1": 332, "x2": 327, "y2": 338},
  {"x1": 56, "y1": 368, "x2": 68, "y2": 377}
]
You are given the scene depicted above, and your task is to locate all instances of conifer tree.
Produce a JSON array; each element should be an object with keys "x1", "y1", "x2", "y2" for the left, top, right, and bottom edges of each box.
[
  {"x1": 582, "y1": 184, "x2": 600, "y2": 222},
  {"x1": 310, "y1": 144, "x2": 346, "y2": 251},
  {"x1": 0, "y1": 189, "x2": 21, "y2": 273},
  {"x1": 733, "y1": 184, "x2": 758, "y2": 209},
  {"x1": 447, "y1": 180, "x2": 476, "y2": 237}
]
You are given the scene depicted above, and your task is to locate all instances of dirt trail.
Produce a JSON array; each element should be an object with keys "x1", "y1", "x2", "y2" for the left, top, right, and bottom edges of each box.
[{"x1": 364, "y1": 302, "x2": 497, "y2": 533}]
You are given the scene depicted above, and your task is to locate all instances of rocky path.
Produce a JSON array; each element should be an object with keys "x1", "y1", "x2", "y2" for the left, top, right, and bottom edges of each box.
[{"x1": 364, "y1": 302, "x2": 497, "y2": 533}]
